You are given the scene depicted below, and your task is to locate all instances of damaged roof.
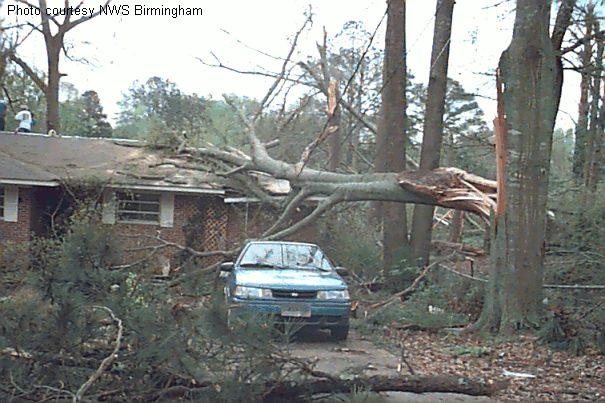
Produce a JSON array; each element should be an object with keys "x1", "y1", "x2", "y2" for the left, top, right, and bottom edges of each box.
[{"x1": 0, "y1": 132, "x2": 289, "y2": 195}]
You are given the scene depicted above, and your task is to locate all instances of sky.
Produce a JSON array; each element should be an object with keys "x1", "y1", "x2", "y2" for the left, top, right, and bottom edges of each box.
[{"x1": 1, "y1": 0, "x2": 584, "y2": 129}]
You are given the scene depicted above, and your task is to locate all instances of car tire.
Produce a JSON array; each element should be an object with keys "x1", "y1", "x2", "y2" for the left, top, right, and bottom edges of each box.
[{"x1": 330, "y1": 325, "x2": 349, "y2": 341}]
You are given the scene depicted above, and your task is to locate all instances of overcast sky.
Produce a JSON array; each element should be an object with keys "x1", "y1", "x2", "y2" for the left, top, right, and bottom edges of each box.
[{"x1": 2, "y1": 0, "x2": 585, "y2": 129}]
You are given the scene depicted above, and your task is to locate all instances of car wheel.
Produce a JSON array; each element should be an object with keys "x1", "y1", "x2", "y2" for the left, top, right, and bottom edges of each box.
[{"x1": 330, "y1": 325, "x2": 349, "y2": 341}]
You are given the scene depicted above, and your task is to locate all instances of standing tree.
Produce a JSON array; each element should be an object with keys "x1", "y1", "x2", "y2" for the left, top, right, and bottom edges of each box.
[
  {"x1": 571, "y1": 8, "x2": 593, "y2": 181},
  {"x1": 61, "y1": 88, "x2": 113, "y2": 137},
  {"x1": 374, "y1": 0, "x2": 409, "y2": 270},
  {"x1": 80, "y1": 90, "x2": 112, "y2": 137},
  {"x1": 410, "y1": 0, "x2": 455, "y2": 266},
  {"x1": 8, "y1": 0, "x2": 109, "y2": 133},
  {"x1": 474, "y1": 0, "x2": 574, "y2": 334}
]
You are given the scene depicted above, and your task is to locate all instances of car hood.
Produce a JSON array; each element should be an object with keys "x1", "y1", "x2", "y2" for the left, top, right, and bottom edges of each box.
[{"x1": 235, "y1": 268, "x2": 347, "y2": 290}]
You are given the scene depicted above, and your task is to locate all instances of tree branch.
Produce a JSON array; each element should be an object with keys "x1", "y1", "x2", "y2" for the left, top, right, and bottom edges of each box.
[
  {"x1": 73, "y1": 306, "x2": 123, "y2": 402},
  {"x1": 8, "y1": 53, "x2": 48, "y2": 92}
]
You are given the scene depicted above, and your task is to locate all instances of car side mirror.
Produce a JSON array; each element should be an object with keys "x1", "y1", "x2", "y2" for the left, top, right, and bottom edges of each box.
[
  {"x1": 220, "y1": 262, "x2": 234, "y2": 272},
  {"x1": 335, "y1": 266, "x2": 349, "y2": 277}
]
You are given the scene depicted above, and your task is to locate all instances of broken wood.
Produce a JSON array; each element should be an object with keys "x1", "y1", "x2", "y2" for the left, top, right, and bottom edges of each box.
[
  {"x1": 264, "y1": 374, "x2": 503, "y2": 400},
  {"x1": 493, "y1": 68, "x2": 508, "y2": 221}
]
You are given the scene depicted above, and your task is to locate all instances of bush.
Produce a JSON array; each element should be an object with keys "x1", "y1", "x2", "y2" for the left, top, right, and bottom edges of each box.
[{"x1": 0, "y1": 209, "x2": 307, "y2": 402}]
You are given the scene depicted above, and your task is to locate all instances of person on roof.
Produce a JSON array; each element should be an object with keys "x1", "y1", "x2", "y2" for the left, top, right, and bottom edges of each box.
[{"x1": 14, "y1": 105, "x2": 32, "y2": 133}]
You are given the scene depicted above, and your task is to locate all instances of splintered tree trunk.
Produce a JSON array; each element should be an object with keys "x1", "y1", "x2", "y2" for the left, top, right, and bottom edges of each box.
[
  {"x1": 375, "y1": 0, "x2": 409, "y2": 270},
  {"x1": 475, "y1": 0, "x2": 560, "y2": 334},
  {"x1": 328, "y1": 80, "x2": 342, "y2": 171},
  {"x1": 410, "y1": 0, "x2": 455, "y2": 266}
]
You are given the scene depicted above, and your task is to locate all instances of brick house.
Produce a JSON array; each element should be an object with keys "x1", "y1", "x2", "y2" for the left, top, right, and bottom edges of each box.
[{"x1": 0, "y1": 133, "x2": 316, "y2": 271}]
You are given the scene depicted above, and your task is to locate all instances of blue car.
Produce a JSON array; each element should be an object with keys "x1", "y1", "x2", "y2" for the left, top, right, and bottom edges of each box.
[{"x1": 221, "y1": 241, "x2": 351, "y2": 340}]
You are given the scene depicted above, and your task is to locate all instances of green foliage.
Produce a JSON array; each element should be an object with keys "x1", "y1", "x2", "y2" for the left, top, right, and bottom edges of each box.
[
  {"x1": 115, "y1": 76, "x2": 207, "y2": 144},
  {"x1": 0, "y1": 208, "x2": 309, "y2": 402},
  {"x1": 1, "y1": 65, "x2": 46, "y2": 132},
  {"x1": 321, "y1": 209, "x2": 382, "y2": 282},
  {"x1": 60, "y1": 86, "x2": 113, "y2": 137}
]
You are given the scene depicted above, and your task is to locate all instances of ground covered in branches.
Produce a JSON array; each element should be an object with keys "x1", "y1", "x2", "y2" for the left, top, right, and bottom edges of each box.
[{"x1": 346, "y1": 306, "x2": 604, "y2": 401}]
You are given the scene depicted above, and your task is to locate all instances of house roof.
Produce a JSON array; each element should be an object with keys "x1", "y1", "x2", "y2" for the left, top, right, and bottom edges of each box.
[{"x1": 0, "y1": 132, "x2": 287, "y2": 195}]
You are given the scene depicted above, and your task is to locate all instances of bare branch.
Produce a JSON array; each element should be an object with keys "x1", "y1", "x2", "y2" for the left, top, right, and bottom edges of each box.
[
  {"x1": 262, "y1": 188, "x2": 314, "y2": 237},
  {"x1": 266, "y1": 191, "x2": 344, "y2": 240},
  {"x1": 367, "y1": 254, "x2": 455, "y2": 314},
  {"x1": 73, "y1": 306, "x2": 123, "y2": 402},
  {"x1": 8, "y1": 53, "x2": 48, "y2": 92}
]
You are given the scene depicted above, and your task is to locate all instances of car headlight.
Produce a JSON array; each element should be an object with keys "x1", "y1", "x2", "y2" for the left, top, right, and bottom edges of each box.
[
  {"x1": 233, "y1": 286, "x2": 272, "y2": 299},
  {"x1": 317, "y1": 290, "x2": 350, "y2": 300}
]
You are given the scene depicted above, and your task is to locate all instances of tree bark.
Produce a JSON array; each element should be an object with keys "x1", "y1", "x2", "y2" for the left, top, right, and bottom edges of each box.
[
  {"x1": 475, "y1": 0, "x2": 565, "y2": 334},
  {"x1": 374, "y1": 0, "x2": 409, "y2": 270},
  {"x1": 264, "y1": 374, "x2": 501, "y2": 401},
  {"x1": 10, "y1": 0, "x2": 110, "y2": 133},
  {"x1": 46, "y1": 37, "x2": 62, "y2": 132},
  {"x1": 410, "y1": 0, "x2": 455, "y2": 266},
  {"x1": 572, "y1": 18, "x2": 593, "y2": 181},
  {"x1": 448, "y1": 210, "x2": 464, "y2": 243},
  {"x1": 583, "y1": 20, "x2": 604, "y2": 194}
]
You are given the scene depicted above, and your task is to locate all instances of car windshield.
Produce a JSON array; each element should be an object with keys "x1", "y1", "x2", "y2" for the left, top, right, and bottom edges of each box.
[{"x1": 239, "y1": 243, "x2": 332, "y2": 271}]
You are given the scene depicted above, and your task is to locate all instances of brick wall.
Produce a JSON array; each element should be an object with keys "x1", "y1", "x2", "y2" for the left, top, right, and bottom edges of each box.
[
  {"x1": 110, "y1": 194, "x2": 228, "y2": 272},
  {"x1": 0, "y1": 188, "x2": 319, "y2": 270},
  {"x1": 0, "y1": 186, "x2": 33, "y2": 245}
]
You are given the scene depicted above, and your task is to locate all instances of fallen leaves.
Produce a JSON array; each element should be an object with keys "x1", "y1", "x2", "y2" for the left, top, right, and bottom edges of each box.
[{"x1": 377, "y1": 329, "x2": 604, "y2": 401}]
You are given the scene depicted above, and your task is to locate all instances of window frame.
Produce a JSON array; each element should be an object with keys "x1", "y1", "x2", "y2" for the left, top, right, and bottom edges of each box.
[{"x1": 115, "y1": 191, "x2": 161, "y2": 225}]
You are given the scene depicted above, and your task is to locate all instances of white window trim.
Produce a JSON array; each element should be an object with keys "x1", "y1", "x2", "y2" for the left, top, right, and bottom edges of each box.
[
  {"x1": 101, "y1": 190, "x2": 174, "y2": 228},
  {"x1": 2, "y1": 186, "x2": 19, "y2": 222}
]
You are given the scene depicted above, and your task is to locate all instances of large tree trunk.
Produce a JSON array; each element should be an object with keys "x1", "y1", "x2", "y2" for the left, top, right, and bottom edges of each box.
[
  {"x1": 583, "y1": 20, "x2": 604, "y2": 194},
  {"x1": 374, "y1": 0, "x2": 409, "y2": 270},
  {"x1": 264, "y1": 374, "x2": 500, "y2": 401},
  {"x1": 475, "y1": 0, "x2": 562, "y2": 334},
  {"x1": 46, "y1": 41, "x2": 61, "y2": 132},
  {"x1": 410, "y1": 0, "x2": 455, "y2": 266},
  {"x1": 572, "y1": 20, "x2": 593, "y2": 181}
]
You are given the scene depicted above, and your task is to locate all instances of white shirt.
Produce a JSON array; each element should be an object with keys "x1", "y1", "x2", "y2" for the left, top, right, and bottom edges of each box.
[{"x1": 15, "y1": 110, "x2": 32, "y2": 131}]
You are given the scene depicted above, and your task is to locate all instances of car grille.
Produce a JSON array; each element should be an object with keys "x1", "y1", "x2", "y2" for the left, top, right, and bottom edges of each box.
[{"x1": 271, "y1": 289, "x2": 317, "y2": 299}]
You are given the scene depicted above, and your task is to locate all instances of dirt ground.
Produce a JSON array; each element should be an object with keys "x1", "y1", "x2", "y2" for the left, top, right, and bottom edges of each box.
[
  {"x1": 288, "y1": 330, "x2": 492, "y2": 402},
  {"x1": 287, "y1": 327, "x2": 604, "y2": 401}
]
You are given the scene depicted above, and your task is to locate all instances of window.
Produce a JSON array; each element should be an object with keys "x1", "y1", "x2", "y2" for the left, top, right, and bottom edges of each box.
[
  {"x1": 116, "y1": 192, "x2": 160, "y2": 224},
  {"x1": 0, "y1": 186, "x2": 4, "y2": 220},
  {"x1": 239, "y1": 243, "x2": 333, "y2": 271}
]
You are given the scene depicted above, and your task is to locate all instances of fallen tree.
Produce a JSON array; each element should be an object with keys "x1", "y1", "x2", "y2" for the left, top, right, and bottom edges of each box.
[{"x1": 265, "y1": 374, "x2": 503, "y2": 400}]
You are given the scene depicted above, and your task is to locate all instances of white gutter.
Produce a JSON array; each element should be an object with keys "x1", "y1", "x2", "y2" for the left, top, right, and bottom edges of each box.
[
  {"x1": 0, "y1": 180, "x2": 225, "y2": 194},
  {"x1": 107, "y1": 184, "x2": 225, "y2": 195},
  {"x1": 0, "y1": 179, "x2": 59, "y2": 187}
]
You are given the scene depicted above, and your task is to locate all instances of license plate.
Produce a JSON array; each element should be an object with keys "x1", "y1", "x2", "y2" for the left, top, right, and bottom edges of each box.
[{"x1": 280, "y1": 303, "x2": 311, "y2": 318}]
